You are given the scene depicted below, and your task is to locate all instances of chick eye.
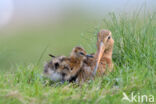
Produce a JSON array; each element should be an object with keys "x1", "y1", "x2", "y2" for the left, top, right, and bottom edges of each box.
[
  {"x1": 79, "y1": 52, "x2": 85, "y2": 56},
  {"x1": 54, "y1": 63, "x2": 59, "y2": 69},
  {"x1": 108, "y1": 36, "x2": 111, "y2": 40}
]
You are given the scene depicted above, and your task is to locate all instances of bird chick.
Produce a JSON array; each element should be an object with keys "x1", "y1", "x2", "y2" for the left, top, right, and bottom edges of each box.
[
  {"x1": 65, "y1": 46, "x2": 89, "y2": 82},
  {"x1": 43, "y1": 46, "x2": 90, "y2": 82},
  {"x1": 44, "y1": 55, "x2": 71, "y2": 82},
  {"x1": 93, "y1": 29, "x2": 114, "y2": 75}
]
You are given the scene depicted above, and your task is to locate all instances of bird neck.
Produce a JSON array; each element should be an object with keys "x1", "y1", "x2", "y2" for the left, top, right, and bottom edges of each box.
[
  {"x1": 70, "y1": 56, "x2": 82, "y2": 64},
  {"x1": 95, "y1": 47, "x2": 113, "y2": 61}
]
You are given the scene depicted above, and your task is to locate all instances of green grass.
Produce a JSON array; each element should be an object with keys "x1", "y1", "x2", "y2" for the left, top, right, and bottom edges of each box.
[{"x1": 0, "y1": 10, "x2": 156, "y2": 104}]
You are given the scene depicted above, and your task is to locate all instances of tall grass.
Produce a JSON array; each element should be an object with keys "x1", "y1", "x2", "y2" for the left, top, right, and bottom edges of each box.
[{"x1": 0, "y1": 10, "x2": 156, "y2": 104}]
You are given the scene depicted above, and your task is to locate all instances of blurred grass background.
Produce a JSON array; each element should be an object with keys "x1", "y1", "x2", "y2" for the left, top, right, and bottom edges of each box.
[
  {"x1": 0, "y1": 0, "x2": 155, "y2": 72},
  {"x1": 0, "y1": 0, "x2": 95, "y2": 71},
  {"x1": 0, "y1": 18, "x2": 98, "y2": 71}
]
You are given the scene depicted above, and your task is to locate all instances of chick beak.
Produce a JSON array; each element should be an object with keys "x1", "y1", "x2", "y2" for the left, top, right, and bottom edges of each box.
[
  {"x1": 93, "y1": 42, "x2": 105, "y2": 75},
  {"x1": 86, "y1": 55, "x2": 94, "y2": 58},
  {"x1": 80, "y1": 52, "x2": 94, "y2": 58}
]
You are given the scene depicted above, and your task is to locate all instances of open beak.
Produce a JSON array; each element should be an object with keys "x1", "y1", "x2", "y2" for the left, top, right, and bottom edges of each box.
[{"x1": 93, "y1": 42, "x2": 105, "y2": 75}]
